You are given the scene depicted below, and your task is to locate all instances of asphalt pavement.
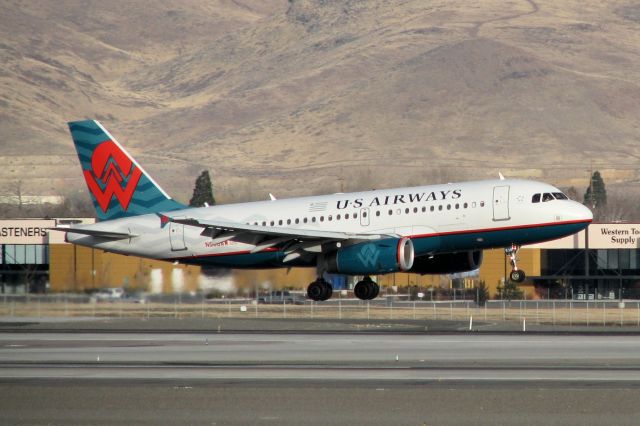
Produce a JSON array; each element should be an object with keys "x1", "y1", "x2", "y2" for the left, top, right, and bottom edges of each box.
[{"x1": 1, "y1": 321, "x2": 640, "y2": 425}]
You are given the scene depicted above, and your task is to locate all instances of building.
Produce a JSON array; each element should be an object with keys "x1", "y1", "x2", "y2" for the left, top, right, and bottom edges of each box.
[
  {"x1": 0, "y1": 219, "x2": 201, "y2": 294},
  {"x1": 479, "y1": 223, "x2": 640, "y2": 300},
  {"x1": 2, "y1": 218, "x2": 639, "y2": 299}
]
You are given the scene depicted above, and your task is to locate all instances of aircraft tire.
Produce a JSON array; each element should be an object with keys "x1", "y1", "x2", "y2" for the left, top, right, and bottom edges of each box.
[
  {"x1": 320, "y1": 282, "x2": 333, "y2": 301},
  {"x1": 307, "y1": 281, "x2": 325, "y2": 301},
  {"x1": 354, "y1": 281, "x2": 371, "y2": 300},
  {"x1": 510, "y1": 270, "x2": 526, "y2": 283}
]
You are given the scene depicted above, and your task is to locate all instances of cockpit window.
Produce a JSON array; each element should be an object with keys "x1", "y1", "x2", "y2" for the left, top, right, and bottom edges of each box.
[
  {"x1": 542, "y1": 193, "x2": 554, "y2": 202},
  {"x1": 553, "y1": 192, "x2": 568, "y2": 200},
  {"x1": 532, "y1": 194, "x2": 541, "y2": 203}
]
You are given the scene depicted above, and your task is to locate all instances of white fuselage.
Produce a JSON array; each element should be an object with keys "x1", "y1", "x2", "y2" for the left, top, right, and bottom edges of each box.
[{"x1": 66, "y1": 178, "x2": 592, "y2": 270}]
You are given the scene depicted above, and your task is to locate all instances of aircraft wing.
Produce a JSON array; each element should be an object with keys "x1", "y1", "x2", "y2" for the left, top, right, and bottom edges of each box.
[
  {"x1": 164, "y1": 216, "x2": 395, "y2": 259},
  {"x1": 166, "y1": 217, "x2": 391, "y2": 241}
]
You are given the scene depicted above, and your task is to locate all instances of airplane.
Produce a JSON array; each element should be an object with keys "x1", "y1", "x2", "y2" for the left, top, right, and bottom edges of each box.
[{"x1": 57, "y1": 120, "x2": 593, "y2": 301}]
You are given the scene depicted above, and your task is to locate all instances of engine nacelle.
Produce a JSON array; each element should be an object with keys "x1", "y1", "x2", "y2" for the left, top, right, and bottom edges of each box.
[
  {"x1": 325, "y1": 237, "x2": 415, "y2": 275},
  {"x1": 410, "y1": 250, "x2": 483, "y2": 275}
]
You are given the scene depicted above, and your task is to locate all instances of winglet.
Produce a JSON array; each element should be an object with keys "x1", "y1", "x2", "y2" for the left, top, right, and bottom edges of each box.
[
  {"x1": 269, "y1": 193, "x2": 277, "y2": 201},
  {"x1": 498, "y1": 172, "x2": 505, "y2": 180}
]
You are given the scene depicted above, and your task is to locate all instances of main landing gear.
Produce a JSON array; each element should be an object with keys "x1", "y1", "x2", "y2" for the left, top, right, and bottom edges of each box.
[
  {"x1": 354, "y1": 276, "x2": 379, "y2": 301},
  {"x1": 307, "y1": 276, "x2": 381, "y2": 301},
  {"x1": 505, "y1": 244, "x2": 526, "y2": 283},
  {"x1": 307, "y1": 278, "x2": 333, "y2": 302}
]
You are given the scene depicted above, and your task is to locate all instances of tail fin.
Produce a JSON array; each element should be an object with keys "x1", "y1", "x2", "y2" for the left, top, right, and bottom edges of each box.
[{"x1": 68, "y1": 120, "x2": 185, "y2": 221}]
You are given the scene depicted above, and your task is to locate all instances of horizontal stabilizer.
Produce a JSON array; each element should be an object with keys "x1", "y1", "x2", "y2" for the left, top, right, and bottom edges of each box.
[{"x1": 49, "y1": 227, "x2": 136, "y2": 239}]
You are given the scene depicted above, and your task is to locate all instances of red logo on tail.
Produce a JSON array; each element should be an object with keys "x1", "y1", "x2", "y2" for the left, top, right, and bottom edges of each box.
[{"x1": 83, "y1": 140, "x2": 142, "y2": 213}]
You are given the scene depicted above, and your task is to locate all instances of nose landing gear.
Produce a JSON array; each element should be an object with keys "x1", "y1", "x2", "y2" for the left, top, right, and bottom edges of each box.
[{"x1": 505, "y1": 244, "x2": 526, "y2": 282}]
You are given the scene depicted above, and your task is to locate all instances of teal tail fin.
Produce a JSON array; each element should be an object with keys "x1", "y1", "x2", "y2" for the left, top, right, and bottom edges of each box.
[{"x1": 68, "y1": 120, "x2": 185, "y2": 221}]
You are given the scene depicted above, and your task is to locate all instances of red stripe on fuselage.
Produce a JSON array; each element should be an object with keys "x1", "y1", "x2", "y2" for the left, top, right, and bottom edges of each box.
[{"x1": 409, "y1": 219, "x2": 591, "y2": 239}]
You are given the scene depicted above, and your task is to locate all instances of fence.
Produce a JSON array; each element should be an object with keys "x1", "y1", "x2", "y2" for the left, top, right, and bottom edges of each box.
[{"x1": 2, "y1": 294, "x2": 640, "y2": 327}]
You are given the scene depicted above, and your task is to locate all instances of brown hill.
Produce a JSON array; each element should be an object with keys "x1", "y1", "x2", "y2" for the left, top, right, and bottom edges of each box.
[{"x1": 1, "y1": 0, "x2": 640, "y2": 205}]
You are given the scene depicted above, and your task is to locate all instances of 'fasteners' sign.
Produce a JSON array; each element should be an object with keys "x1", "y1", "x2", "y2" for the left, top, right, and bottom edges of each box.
[{"x1": 0, "y1": 220, "x2": 55, "y2": 244}]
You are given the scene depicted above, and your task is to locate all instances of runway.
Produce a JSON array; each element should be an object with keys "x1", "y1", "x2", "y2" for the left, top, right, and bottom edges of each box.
[{"x1": 2, "y1": 332, "x2": 640, "y2": 425}]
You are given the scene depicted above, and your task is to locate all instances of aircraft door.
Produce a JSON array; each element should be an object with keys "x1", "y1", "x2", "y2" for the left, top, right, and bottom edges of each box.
[
  {"x1": 169, "y1": 221, "x2": 187, "y2": 251},
  {"x1": 360, "y1": 208, "x2": 370, "y2": 226},
  {"x1": 492, "y1": 186, "x2": 510, "y2": 221}
]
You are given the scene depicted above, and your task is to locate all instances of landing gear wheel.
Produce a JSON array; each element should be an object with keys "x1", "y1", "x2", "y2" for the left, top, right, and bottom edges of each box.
[
  {"x1": 354, "y1": 277, "x2": 379, "y2": 301},
  {"x1": 509, "y1": 269, "x2": 526, "y2": 283},
  {"x1": 307, "y1": 279, "x2": 333, "y2": 301},
  {"x1": 354, "y1": 281, "x2": 372, "y2": 300},
  {"x1": 307, "y1": 281, "x2": 325, "y2": 301}
]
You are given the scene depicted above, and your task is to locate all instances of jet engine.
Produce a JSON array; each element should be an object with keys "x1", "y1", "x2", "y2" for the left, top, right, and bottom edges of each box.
[
  {"x1": 409, "y1": 250, "x2": 483, "y2": 275},
  {"x1": 325, "y1": 237, "x2": 414, "y2": 275}
]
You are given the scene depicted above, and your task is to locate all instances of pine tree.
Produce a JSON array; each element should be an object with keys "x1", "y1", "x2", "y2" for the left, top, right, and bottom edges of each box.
[
  {"x1": 583, "y1": 171, "x2": 606, "y2": 209},
  {"x1": 497, "y1": 279, "x2": 524, "y2": 300},
  {"x1": 189, "y1": 170, "x2": 216, "y2": 207},
  {"x1": 474, "y1": 281, "x2": 490, "y2": 306}
]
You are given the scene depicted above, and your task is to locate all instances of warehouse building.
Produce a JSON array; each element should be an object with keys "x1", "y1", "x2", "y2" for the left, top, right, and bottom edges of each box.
[
  {"x1": 479, "y1": 223, "x2": 640, "y2": 300},
  {"x1": 1, "y1": 218, "x2": 639, "y2": 299}
]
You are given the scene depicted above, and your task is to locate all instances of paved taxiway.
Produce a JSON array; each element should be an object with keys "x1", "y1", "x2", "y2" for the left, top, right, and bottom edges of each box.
[{"x1": 1, "y1": 331, "x2": 640, "y2": 424}]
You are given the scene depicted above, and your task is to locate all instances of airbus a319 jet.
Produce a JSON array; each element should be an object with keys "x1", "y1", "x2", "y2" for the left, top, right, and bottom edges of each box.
[{"x1": 57, "y1": 120, "x2": 593, "y2": 301}]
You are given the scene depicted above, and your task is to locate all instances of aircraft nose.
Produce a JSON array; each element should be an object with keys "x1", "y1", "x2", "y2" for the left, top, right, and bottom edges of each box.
[{"x1": 570, "y1": 201, "x2": 593, "y2": 223}]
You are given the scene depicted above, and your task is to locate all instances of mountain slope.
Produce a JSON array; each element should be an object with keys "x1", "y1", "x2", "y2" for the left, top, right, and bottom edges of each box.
[{"x1": 1, "y1": 0, "x2": 640, "y2": 203}]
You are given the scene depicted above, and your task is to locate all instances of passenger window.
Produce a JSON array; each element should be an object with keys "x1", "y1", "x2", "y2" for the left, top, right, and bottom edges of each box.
[
  {"x1": 320, "y1": 216, "x2": 324, "y2": 222},
  {"x1": 553, "y1": 192, "x2": 568, "y2": 200},
  {"x1": 405, "y1": 208, "x2": 410, "y2": 214},
  {"x1": 542, "y1": 193, "x2": 554, "y2": 202},
  {"x1": 447, "y1": 204, "x2": 451, "y2": 210},
  {"x1": 262, "y1": 221, "x2": 266, "y2": 226},
  {"x1": 337, "y1": 214, "x2": 341, "y2": 220},
  {"x1": 532, "y1": 194, "x2": 541, "y2": 203},
  {"x1": 430, "y1": 206, "x2": 435, "y2": 212},
  {"x1": 287, "y1": 219, "x2": 291, "y2": 225},
  {"x1": 455, "y1": 203, "x2": 459, "y2": 209},
  {"x1": 279, "y1": 220, "x2": 283, "y2": 225},
  {"x1": 295, "y1": 218, "x2": 299, "y2": 224},
  {"x1": 422, "y1": 206, "x2": 426, "y2": 212},
  {"x1": 480, "y1": 201, "x2": 485, "y2": 207},
  {"x1": 303, "y1": 218, "x2": 308, "y2": 224},
  {"x1": 328, "y1": 215, "x2": 332, "y2": 221},
  {"x1": 375, "y1": 211, "x2": 380, "y2": 217},
  {"x1": 389, "y1": 209, "x2": 393, "y2": 215},
  {"x1": 438, "y1": 205, "x2": 443, "y2": 211},
  {"x1": 345, "y1": 214, "x2": 350, "y2": 219},
  {"x1": 270, "y1": 221, "x2": 274, "y2": 226},
  {"x1": 354, "y1": 213, "x2": 358, "y2": 219},
  {"x1": 413, "y1": 207, "x2": 418, "y2": 213},
  {"x1": 312, "y1": 217, "x2": 316, "y2": 223},
  {"x1": 463, "y1": 203, "x2": 468, "y2": 209}
]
